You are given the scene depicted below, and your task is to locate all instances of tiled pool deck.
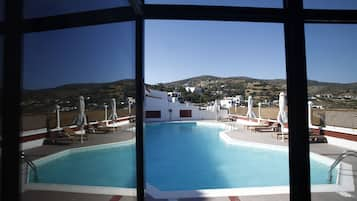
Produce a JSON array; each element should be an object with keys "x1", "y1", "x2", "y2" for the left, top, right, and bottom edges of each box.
[{"x1": 21, "y1": 121, "x2": 357, "y2": 201}]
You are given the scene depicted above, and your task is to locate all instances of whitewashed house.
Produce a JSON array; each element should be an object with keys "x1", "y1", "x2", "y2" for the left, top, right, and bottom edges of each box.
[
  {"x1": 219, "y1": 95, "x2": 243, "y2": 109},
  {"x1": 144, "y1": 88, "x2": 227, "y2": 122},
  {"x1": 185, "y1": 86, "x2": 202, "y2": 94}
]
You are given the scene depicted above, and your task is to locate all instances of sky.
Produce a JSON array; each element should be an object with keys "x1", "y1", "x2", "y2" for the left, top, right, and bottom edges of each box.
[
  {"x1": 15, "y1": 1, "x2": 357, "y2": 89},
  {"x1": 23, "y1": 22, "x2": 135, "y2": 89},
  {"x1": 305, "y1": 24, "x2": 357, "y2": 83},
  {"x1": 145, "y1": 21, "x2": 286, "y2": 84}
]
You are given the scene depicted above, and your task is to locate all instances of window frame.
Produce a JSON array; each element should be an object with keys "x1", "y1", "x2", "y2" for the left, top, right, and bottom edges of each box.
[
  {"x1": 180, "y1": 110, "x2": 192, "y2": 118},
  {"x1": 1, "y1": 1, "x2": 357, "y2": 201}
]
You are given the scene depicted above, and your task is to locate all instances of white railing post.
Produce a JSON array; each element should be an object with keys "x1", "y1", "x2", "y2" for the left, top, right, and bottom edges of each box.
[
  {"x1": 258, "y1": 102, "x2": 262, "y2": 123},
  {"x1": 308, "y1": 101, "x2": 313, "y2": 127},
  {"x1": 56, "y1": 105, "x2": 61, "y2": 129},
  {"x1": 129, "y1": 100, "x2": 132, "y2": 115},
  {"x1": 104, "y1": 104, "x2": 108, "y2": 126}
]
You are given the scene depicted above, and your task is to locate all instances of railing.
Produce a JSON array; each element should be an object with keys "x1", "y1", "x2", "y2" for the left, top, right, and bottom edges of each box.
[
  {"x1": 328, "y1": 150, "x2": 357, "y2": 183},
  {"x1": 21, "y1": 151, "x2": 39, "y2": 182}
]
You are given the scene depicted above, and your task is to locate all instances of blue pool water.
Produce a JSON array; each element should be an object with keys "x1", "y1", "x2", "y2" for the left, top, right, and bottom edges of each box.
[{"x1": 30, "y1": 122, "x2": 336, "y2": 190}]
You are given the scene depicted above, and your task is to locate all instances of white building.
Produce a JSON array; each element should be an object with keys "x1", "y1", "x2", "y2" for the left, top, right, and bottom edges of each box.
[
  {"x1": 168, "y1": 91, "x2": 181, "y2": 97},
  {"x1": 219, "y1": 95, "x2": 243, "y2": 109},
  {"x1": 144, "y1": 88, "x2": 227, "y2": 122},
  {"x1": 185, "y1": 86, "x2": 202, "y2": 94}
]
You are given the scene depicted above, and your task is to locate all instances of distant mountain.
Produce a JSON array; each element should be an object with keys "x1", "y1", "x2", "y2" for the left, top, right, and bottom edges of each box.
[
  {"x1": 21, "y1": 76, "x2": 357, "y2": 114},
  {"x1": 22, "y1": 79, "x2": 136, "y2": 114},
  {"x1": 162, "y1": 75, "x2": 357, "y2": 96},
  {"x1": 149, "y1": 75, "x2": 357, "y2": 108}
]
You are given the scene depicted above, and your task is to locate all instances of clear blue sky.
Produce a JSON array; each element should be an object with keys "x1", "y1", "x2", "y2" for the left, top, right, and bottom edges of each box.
[
  {"x1": 23, "y1": 22, "x2": 135, "y2": 89},
  {"x1": 305, "y1": 24, "x2": 357, "y2": 83},
  {"x1": 146, "y1": 21, "x2": 357, "y2": 84},
  {"x1": 21, "y1": 2, "x2": 357, "y2": 89},
  {"x1": 145, "y1": 20, "x2": 286, "y2": 84}
]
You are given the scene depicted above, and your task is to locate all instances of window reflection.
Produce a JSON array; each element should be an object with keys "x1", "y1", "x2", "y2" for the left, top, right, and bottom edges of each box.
[
  {"x1": 306, "y1": 24, "x2": 357, "y2": 201},
  {"x1": 21, "y1": 22, "x2": 137, "y2": 200}
]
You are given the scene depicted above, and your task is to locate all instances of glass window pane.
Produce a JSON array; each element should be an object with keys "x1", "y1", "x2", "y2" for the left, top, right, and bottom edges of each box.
[
  {"x1": 21, "y1": 22, "x2": 137, "y2": 200},
  {"x1": 24, "y1": 0, "x2": 130, "y2": 19},
  {"x1": 305, "y1": 24, "x2": 357, "y2": 201},
  {"x1": 145, "y1": 0, "x2": 282, "y2": 8},
  {"x1": 304, "y1": 0, "x2": 357, "y2": 10},
  {"x1": 144, "y1": 20, "x2": 288, "y2": 201}
]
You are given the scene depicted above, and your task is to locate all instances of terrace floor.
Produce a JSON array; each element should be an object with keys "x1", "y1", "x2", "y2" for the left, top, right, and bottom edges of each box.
[{"x1": 21, "y1": 121, "x2": 357, "y2": 201}]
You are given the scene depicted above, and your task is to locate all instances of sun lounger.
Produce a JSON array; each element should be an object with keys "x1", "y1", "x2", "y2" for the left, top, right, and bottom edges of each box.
[
  {"x1": 254, "y1": 122, "x2": 280, "y2": 132},
  {"x1": 309, "y1": 135, "x2": 327, "y2": 143},
  {"x1": 276, "y1": 127, "x2": 289, "y2": 141},
  {"x1": 236, "y1": 119, "x2": 269, "y2": 131},
  {"x1": 63, "y1": 127, "x2": 88, "y2": 141},
  {"x1": 93, "y1": 121, "x2": 118, "y2": 133},
  {"x1": 274, "y1": 127, "x2": 327, "y2": 143},
  {"x1": 94, "y1": 126, "x2": 114, "y2": 134},
  {"x1": 46, "y1": 131, "x2": 75, "y2": 145},
  {"x1": 246, "y1": 121, "x2": 270, "y2": 130}
]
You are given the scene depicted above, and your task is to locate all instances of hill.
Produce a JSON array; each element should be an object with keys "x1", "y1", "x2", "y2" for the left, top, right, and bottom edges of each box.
[
  {"x1": 21, "y1": 76, "x2": 357, "y2": 114},
  {"x1": 150, "y1": 75, "x2": 357, "y2": 108},
  {"x1": 22, "y1": 79, "x2": 136, "y2": 114}
]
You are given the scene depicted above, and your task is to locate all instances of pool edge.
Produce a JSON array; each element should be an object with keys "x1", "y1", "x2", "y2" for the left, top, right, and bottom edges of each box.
[{"x1": 24, "y1": 121, "x2": 355, "y2": 198}]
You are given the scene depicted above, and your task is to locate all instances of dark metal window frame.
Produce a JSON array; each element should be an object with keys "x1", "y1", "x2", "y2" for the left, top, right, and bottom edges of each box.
[{"x1": 1, "y1": 1, "x2": 357, "y2": 201}]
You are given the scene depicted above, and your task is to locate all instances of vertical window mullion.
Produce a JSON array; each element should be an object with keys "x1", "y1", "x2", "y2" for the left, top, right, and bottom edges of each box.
[
  {"x1": 284, "y1": 1, "x2": 311, "y2": 201},
  {"x1": 2, "y1": 0, "x2": 23, "y2": 201},
  {"x1": 135, "y1": 15, "x2": 145, "y2": 201}
]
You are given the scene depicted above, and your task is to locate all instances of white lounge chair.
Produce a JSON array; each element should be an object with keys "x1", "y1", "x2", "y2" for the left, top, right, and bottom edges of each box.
[{"x1": 235, "y1": 119, "x2": 268, "y2": 131}]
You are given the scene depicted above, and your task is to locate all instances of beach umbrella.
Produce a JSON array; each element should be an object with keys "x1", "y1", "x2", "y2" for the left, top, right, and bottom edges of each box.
[
  {"x1": 104, "y1": 104, "x2": 108, "y2": 121},
  {"x1": 246, "y1": 96, "x2": 257, "y2": 119},
  {"x1": 75, "y1": 96, "x2": 87, "y2": 127},
  {"x1": 214, "y1": 99, "x2": 220, "y2": 120},
  {"x1": 277, "y1": 92, "x2": 288, "y2": 125},
  {"x1": 109, "y1": 98, "x2": 118, "y2": 120}
]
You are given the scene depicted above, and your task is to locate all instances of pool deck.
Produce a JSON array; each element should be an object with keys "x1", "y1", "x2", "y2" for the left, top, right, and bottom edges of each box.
[{"x1": 21, "y1": 120, "x2": 357, "y2": 201}]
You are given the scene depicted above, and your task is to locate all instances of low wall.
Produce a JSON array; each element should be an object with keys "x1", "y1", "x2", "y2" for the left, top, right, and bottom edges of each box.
[
  {"x1": 145, "y1": 109, "x2": 228, "y2": 122},
  {"x1": 22, "y1": 109, "x2": 133, "y2": 131},
  {"x1": 231, "y1": 108, "x2": 357, "y2": 130},
  {"x1": 20, "y1": 116, "x2": 134, "y2": 150},
  {"x1": 229, "y1": 107, "x2": 279, "y2": 120},
  {"x1": 311, "y1": 109, "x2": 357, "y2": 129}
]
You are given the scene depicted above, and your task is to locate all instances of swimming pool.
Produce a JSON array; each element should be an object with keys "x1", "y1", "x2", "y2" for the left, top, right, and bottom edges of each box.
[{"x1": 29, "y1": 122, "x2": 339, "y2": 191}]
